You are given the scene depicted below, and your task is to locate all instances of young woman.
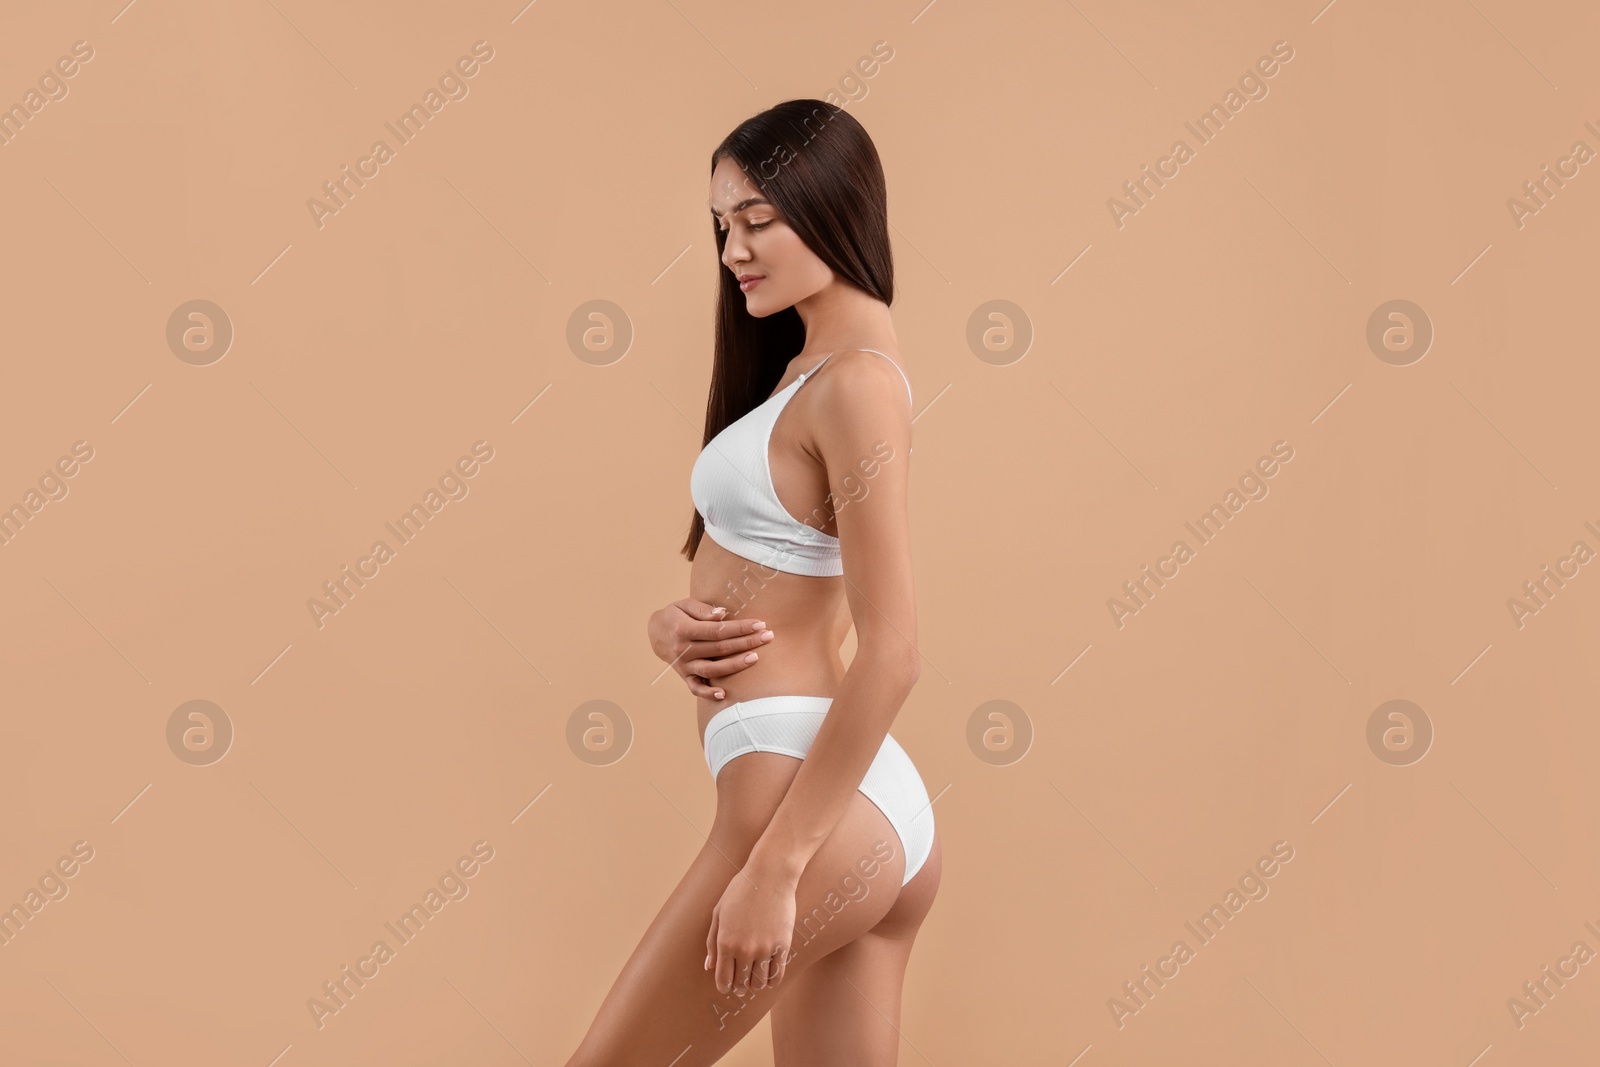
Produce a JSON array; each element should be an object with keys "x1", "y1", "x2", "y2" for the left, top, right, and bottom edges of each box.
[{"x1": 564, "y1": 99, "x2": 941, "y2": 1067}]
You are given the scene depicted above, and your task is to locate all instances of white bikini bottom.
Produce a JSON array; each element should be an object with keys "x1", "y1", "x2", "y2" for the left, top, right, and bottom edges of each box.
[{"x1": 701, "y1": 695, "x2": 934, "y2": 887}]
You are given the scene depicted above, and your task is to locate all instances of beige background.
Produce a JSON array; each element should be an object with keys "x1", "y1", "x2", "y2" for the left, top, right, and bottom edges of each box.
[{"x1": 2, "y1": 0, "x2": 1598, "y2": 1063}]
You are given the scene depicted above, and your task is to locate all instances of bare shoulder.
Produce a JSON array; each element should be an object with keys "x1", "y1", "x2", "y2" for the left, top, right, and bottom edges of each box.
[{"x1": 811, "y1": 348, "x2": 910, "y2": 406}]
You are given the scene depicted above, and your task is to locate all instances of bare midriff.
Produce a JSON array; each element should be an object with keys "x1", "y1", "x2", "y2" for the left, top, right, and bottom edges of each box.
[{"x1": 690, "y1": 533, "x2": 852, "y2": 748}]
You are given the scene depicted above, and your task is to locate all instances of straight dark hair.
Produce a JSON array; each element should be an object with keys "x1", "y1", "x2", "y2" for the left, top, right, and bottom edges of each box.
[{"x1": 681, "y1": 99, "x2": 895, "y2": 563}]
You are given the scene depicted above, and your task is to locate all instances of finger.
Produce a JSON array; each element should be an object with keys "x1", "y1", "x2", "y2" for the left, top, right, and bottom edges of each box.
[
  {"x1": 685, "y1": 628, "x2": 775, "y2": 662},
  {"x1": 733, "y1": 958, "x2": 753, "y2": 996},
  {"x1": 683, "y1": 649, "x2": 764, "y2": 680},
  {"x1": 682, "y1": 673, "x2": 725, "y2": 700},
  {"x1": 750, "y1": 954, "x2": 769, "y2": 991},
  {"x1": 715, "y1": 945, "x2": 735, "y2": 994},
  {"x1": 769, "y1": 946, "x2": 789, "y2": 987},
  {"x1": 684, "y1": 616, "x2": 769, "y2": 643},
  {"x1": 676, "y1": 599, "x2": 730, "y2": 622},
  {"x1": 705, "y1": 909, "x2": 718, "y2": 971}
]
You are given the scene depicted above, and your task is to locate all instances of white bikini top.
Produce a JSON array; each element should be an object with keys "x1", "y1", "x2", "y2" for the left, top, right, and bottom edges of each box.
[{"x1": 689, "y1": 348, "x2": 913, "y2": 577}]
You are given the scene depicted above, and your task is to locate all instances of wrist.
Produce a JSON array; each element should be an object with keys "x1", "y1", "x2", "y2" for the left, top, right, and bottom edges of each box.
[{"x1": 747, "y1": 844, "x2": 804, "y2": 887}]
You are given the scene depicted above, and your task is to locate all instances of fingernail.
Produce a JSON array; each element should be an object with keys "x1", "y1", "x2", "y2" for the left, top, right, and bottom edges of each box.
[
  {"x1": 713, "y1": 607, "x2": 727, "y2": 615},
  {"x1": 713, "y1": 690, "x2": 724, "y2": 699},
  {"x1": 759, "y1": 630, "x2": 774, "y2": 642},
  {"x1": 749, "y1": 620, "x2": 764, "y2": 631},
  {"x1": 743, "y1": 653, "x2": 758, "y2": 663}
]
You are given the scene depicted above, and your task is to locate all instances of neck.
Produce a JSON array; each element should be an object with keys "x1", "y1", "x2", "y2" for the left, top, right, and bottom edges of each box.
[{"x1": 792, "y1": 279, "x2": 897, "y2": 354}]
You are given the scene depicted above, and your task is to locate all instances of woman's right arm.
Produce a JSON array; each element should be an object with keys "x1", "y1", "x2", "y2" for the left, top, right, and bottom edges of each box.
[{"x1": 648, "y1": 598, "x2": 774, "y2": 700}]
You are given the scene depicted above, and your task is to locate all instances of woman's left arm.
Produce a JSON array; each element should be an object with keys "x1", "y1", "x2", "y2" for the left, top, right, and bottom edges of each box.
[{"x1": 705, "y1": 355, "x2": 920, "y2": 994}]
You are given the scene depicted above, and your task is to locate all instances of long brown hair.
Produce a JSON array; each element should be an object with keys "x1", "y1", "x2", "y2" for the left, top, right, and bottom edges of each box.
[{"x1": 682, "y1": 99, "x2": 895, "y2": 562}]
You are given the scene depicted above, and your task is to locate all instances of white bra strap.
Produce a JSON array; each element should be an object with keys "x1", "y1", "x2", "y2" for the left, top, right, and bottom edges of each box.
[{"x1": 855, "y1": 348, "x2": 913, "y2": 408}]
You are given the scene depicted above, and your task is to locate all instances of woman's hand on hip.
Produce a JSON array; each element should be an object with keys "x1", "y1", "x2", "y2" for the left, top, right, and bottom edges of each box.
[{"x1": 647, "y1": 598, "x2": 774, "y2": 699}]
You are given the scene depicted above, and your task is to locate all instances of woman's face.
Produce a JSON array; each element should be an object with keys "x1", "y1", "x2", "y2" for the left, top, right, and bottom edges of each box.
[{"x1": 709, "y1": 155, "x2": 833, "y2": 318}]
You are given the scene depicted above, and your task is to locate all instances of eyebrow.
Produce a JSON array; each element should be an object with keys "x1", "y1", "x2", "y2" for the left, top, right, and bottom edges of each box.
[{"x1": 709, "y1": 196, "x2": 771, "y2": 222}]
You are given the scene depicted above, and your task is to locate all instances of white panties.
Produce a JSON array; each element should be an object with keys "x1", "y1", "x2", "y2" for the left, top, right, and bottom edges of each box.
[{"x1": 702, "y1": 695, "x2": 934, "y2": 887}]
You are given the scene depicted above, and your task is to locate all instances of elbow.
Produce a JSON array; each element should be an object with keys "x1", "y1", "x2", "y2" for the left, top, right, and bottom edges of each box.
[{"x1": 860, "y1": 644, "x2": 920, "y2": 692}]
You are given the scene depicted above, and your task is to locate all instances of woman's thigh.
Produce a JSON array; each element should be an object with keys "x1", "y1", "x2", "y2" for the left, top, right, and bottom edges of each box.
[{"x1": 565, "y1": 753, "x2": 909, "y2": 1067}]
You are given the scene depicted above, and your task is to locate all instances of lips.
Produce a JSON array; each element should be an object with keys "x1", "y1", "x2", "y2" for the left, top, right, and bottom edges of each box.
[{"x1": 738, "y1": 275, "x2": 765, "y2": 292}]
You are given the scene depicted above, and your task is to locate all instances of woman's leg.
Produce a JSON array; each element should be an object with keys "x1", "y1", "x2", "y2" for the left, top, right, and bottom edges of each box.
[
  {"x1": 563, "y1": 752, "x2": 909, "y2": 1067},
  {"x1": 770, "y1": 830, "x2": 942, "y2": 1067}
]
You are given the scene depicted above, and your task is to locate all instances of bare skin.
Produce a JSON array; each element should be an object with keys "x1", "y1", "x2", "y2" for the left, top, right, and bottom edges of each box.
[{"x1": 564, "y1": 156, "x2": 939, "y2": 1067}]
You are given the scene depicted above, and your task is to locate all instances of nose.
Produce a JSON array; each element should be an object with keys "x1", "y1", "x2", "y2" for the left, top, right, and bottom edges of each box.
[{"x1": 721, "y1": 231, "x2": 749, "y2": 272}]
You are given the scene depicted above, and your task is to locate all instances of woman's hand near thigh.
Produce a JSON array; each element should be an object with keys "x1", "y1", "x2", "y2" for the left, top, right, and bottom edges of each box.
[{"x1": 648, "y1": 598, "x2": 775, "y2": 699}]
